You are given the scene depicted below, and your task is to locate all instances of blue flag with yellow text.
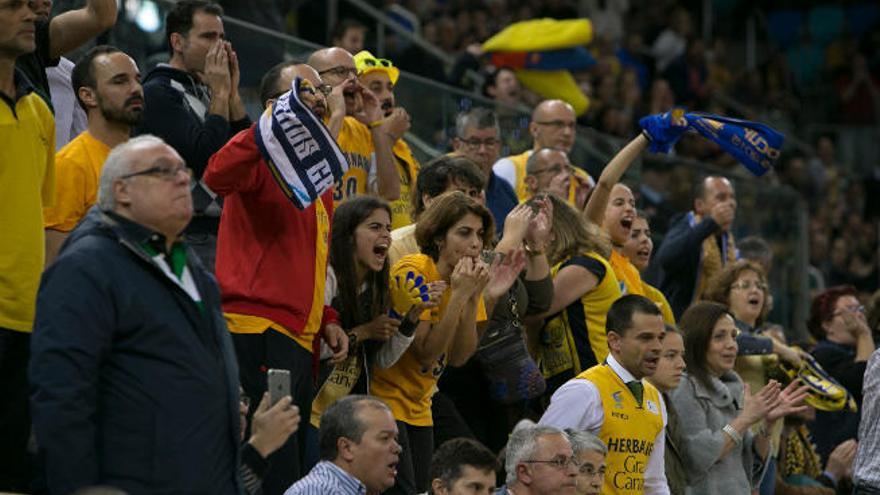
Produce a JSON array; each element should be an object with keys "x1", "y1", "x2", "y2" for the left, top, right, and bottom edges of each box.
[{"x1": 639, "y1": 111, "x2": 784, "y2": 176}]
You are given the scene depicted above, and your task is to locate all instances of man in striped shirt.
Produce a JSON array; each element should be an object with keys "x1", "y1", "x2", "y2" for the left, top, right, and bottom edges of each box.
[{"x1": 285, "y1": 395, "x2": 401, "y2": 495}]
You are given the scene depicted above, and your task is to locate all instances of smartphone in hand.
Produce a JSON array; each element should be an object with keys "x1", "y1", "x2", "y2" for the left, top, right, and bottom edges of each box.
[{"x1": 267, "y1": 368, "x2": 291, "y2": 406}]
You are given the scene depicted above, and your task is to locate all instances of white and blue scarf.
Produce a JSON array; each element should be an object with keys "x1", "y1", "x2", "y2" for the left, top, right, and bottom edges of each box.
[{"x1": 254, "y1": 77, "x2": 348, "y2": 210}]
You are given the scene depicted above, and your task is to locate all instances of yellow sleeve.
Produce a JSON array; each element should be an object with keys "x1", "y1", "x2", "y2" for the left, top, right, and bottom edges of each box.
[
  {"x1": 43, "y1": 149, "x2": 90, "y2": 231},
  {"x1": 644, "y1": 283, "x2": 676, "y2": 325}
]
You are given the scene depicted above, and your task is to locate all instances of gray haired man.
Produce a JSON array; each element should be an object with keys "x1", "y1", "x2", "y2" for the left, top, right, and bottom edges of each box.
[
  {"x1": 497, "y1": 421, "x2": 578, "y2": 495},
  {"x1": 31, "y1": 135, "x2": 242, "y2": 494}
]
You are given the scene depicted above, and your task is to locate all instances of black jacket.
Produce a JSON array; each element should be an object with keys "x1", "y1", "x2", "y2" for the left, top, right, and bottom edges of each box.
[
  {"x1": 136, "y1": 65, "x2": 251, "y2": 178},
  {"x1": 30, "y1": 209, "x2": 243, "y2": 495},
  {"x1": 650, "y1": 212, "x2": 722, "y2": 319}
]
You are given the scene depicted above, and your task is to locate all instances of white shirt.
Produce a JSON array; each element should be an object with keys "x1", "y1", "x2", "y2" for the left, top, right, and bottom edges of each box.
[
  {"x1": 47, "y1": 57, "x2": 87, "y2": 150},
  {"x1": 492, "y1": 151, "x2": 531, "y2": 192},
  {"x1": 539, "y1": 354, "x2": 671, "y2": 495}
]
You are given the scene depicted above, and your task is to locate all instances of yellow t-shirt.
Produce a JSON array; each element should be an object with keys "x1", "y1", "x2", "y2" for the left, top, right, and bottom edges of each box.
[
  {"x1": 370, "y1": 254, "x2": 487, "y2": 426},
  {"x1": 334, "y1": 116, "x2": 374, "y2": 205},
  {"x1": 503, "y1": 149, "x2": 594, "y2": 207},
  {"x1": 577, "y1": 364, "x2": 665, "y2": 495},
  {"x1": 539, "y1": 252, "x2": 620, "y2": 379},
  {"x1": 390, "y1": 139, "x2": 419, "y2": 230},
  {"x1": 642, "y1": 282, "x2": 676, "y2": 325},
  {"x1": 0, "y1": 88, "x2": 55, "y2": 332},
  {"x1": 609, "y1": 249, "x2": 646, "y2": 297},
  {"x1": 43, "y1": 131, "x2": 111, "y2": 232}
]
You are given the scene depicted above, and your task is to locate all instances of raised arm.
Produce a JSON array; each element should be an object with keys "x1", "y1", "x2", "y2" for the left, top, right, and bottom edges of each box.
[
  {"x1": 49, "y1": 0, "x2": 117, "y2": 58},
  {"x1": 584, "y1": 134, "x2": 649, "y2": 225}
]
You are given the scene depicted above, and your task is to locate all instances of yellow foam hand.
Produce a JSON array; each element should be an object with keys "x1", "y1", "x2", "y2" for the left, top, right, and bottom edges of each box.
[{"x1": 389, "y1": 271, "x2": 430, "y2": 318}]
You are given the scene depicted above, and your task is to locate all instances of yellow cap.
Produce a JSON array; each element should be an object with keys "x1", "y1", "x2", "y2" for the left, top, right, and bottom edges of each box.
[{"x1": 353, "y1": 50, "x2": 400, "y2": 85}]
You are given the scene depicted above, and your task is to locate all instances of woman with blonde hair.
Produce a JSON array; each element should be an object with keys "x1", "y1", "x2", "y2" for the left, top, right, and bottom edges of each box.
[{"x1": 530, "y1": 194, "x2": 622, "y2": 396}]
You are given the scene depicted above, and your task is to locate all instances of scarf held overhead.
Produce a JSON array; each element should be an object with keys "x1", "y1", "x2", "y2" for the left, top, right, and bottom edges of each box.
[
  {"x1": 639, "y1": 111, "x2": 784, "y2": 176},
  {"x1": 254, "y1": 77, "x2": 349, "y2": 210}
]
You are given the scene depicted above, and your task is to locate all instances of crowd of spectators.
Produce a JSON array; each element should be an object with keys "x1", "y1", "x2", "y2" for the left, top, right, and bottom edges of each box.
[{"x1": 2, "y1": 1, "x2": 880, "y2": 495}]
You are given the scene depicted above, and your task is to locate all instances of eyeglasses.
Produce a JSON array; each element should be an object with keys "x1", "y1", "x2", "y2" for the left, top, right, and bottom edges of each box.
[
  {"x1": 534, "y1": 120, "x2": 576, "y2": 130},
  {"x1": 459, "y1": 137, "x2": 500, "y2": 149},
  {"x1": 120, "y1": 164, "x2": 193, "y2": 181},
  {"x1": 318, "y1": 65, "x2": 358, "y2": 79},
  {"x1": 833, "y1": 305, "x2": 866, "y2": 317},
  {"x1": 360, "y1": 56, "x2": 394, "y2": 69},
  {"x1": 523, "y1": 456, "x2": 581, "y2": 471},
  {"x1": 240, "y1": 394, "x2": 251, "y2": 410},
  {"x1": 298, "y1": 83, "x2": 333, "y2": 97},
  {"x1": 578, "y1": 464, "x2": 606, "y2": 478},
  {"x1": 730, "y1": 281, "x2": 767, "y2": 291},
  {"x1": 530, "y1": 164, "x2": 570, "y2": 177}
]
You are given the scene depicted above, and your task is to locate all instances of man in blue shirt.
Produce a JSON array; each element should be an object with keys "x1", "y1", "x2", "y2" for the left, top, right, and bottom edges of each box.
[
  {"x1": 285, "y1": 395, "x2": 401, "y2": 495},
  {"x1": 452, "y1": 107, "x2": 518, "y2": 235}
]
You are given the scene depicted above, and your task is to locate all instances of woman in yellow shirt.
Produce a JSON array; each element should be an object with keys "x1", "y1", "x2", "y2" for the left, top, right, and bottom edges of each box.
[
  {"x1": 371, "y1": 190, "x2": 520, "y2": 494},
  {"x1": 531, "y1": 194, "x2": 622, "y2": 396}
]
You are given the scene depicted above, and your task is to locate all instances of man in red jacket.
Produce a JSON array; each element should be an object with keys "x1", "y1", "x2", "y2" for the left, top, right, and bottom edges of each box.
[{"x1": 203, "y1": 63, "x2": 348, "y2": 494}]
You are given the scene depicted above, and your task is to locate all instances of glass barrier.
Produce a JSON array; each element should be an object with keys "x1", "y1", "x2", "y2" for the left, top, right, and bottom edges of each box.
[{"x1": 104, "y1": 0, "x2": 809, "y2": 337}]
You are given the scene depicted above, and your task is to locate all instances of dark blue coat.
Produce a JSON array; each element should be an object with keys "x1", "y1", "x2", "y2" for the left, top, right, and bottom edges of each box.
[
  {"x1": 30, "y1": 210, "x2": 243, "y2": 495},
  {"x1": 649, "y1": 212, "x2": 723, "y2": 319}
]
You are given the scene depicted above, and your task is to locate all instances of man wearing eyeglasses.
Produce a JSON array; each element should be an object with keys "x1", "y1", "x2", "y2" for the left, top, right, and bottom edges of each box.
[
  {"x1": 498, "y1": 422, "x2": 578, "y2": 494},
  {"x1": 307, "y1": 47, "x2": 400, "y2": 207},
  {"x1": 204, "y1": 62, "x2": 350, "y2": 494},
  {"x1": 31, "y1": 135, "x2": 243, "y2": 495},
  {"x1": 354, "y1": 49, "x2": 419, "y2": 230},
  {"x1": 44, "y1": 45, "x2": 143, "y2": 265},
  {"x1": 452, "y1": 107, "x2": 517, "y2": 235},
  {"x1": 524, "y1": 148, "x2": 576, "y2": 203},
  {"x1": 492, "y1": 99, "x2": 593, "y2": 209}
]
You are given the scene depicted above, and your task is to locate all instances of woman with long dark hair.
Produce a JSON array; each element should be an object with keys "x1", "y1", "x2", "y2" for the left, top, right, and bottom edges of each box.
[{"x1": 311, "y1": 196, "x2": 442, "y2": 428}]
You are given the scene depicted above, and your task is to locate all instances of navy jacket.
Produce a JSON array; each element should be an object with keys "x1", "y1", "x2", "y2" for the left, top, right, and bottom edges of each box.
[
  {"x1": 810, "y1": 340, "x2": 866, "y2": 463},
  {"x1": 137, "y1": 65, "x2": 251, "y2": 178},
  {"x1": 650, "y1": 212, "x2": 723, "y2": 319},
  {"x1": 30, "y1": 210, "x2": 243, "y2": 495}
]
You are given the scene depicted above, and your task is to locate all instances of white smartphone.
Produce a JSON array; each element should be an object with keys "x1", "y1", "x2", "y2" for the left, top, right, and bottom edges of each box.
[{"x1": 267, "y1": 368, "x2": 291, "y2": 406}]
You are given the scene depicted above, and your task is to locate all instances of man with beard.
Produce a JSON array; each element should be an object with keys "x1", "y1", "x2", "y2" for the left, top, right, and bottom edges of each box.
[
  {"x1": 203, "y1": 63, "x2": 349, "y2": 494},
  {"x1": 307, "y1": 47, "x2": 400, "y2": 206},
  {"x1": 492, "y1": 99, "x2": 593, "y2": 209},
  {"x1": 44, "y1": 45, "x2": 144, "y2": 264},
  {"x1": 540, "y1": 295, "x2": 670, "y2": 494},
  {"x1": 354, "y1": 50, "x2": 418, "y2": 229}
]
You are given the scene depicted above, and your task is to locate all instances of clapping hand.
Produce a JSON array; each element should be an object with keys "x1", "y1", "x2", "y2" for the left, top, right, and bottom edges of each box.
[{"x1": 765, "y1": 379, "x2": 810, "y2": 423}]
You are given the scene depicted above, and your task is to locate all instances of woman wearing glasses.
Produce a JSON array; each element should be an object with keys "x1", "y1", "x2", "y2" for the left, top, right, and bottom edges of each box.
[{"x1": 806, "y1": 285, "x2": 875, "y2": 462}]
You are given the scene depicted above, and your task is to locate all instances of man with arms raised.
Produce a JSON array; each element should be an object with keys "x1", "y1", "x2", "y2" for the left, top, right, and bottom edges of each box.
[
  {"x1": 44, "y1": 45, "x2": 143, "y2": 263},
  {"x1": 540, "y1": 295, "x2": 670, "y2": 494},
  {"x1": 308, "y1": 47, "x2": 400, "y2": 206},
  {"x1": 354, "y1": 50, "x2": 418, "y2": 229},
  {"x1": 137, "y1": 0, "x2": 251, "y2": 269},
  {"x1": 204, "y1": 62, "x2": 349, "y2": 493}
]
